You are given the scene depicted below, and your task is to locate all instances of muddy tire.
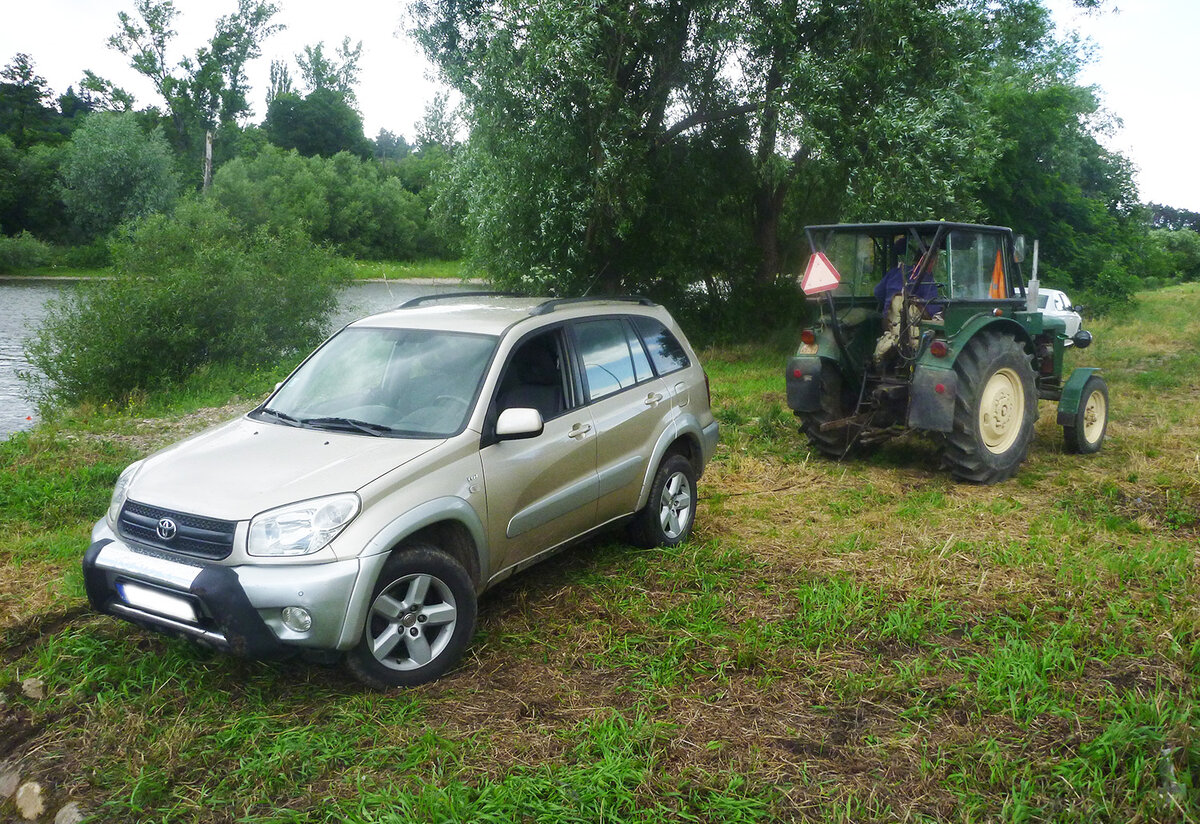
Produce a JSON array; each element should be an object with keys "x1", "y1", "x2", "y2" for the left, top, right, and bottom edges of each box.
[
  {"x1": 346, "y1": 544, "x2": 476, "y2": 689},
  {"x1": 628, "y1": 454, "x2": 697, "y2": 548},
  {"x1": 943, "y1": 334, "x2": 1037, "y2": 484},
  {"x1": 799, "y1": 364, "x2": 866, "y2": 459},
  {"x1": 1063, "y1": 375, "x2": 1108, "y2": 454}
]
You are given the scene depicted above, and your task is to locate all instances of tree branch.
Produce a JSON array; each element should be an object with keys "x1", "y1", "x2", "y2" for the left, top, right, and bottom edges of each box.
[{"x1": 657, "y1": 101, "x2": 761, "y2": 145}]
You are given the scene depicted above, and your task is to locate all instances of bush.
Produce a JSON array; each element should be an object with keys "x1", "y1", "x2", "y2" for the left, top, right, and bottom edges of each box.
[
  {"x1": 212, "y1": 146, "x2": 426, "y2": 260},
  {"x1": 0, "y1": 231, "x2": 53, "y2": 272},
  {"x1": 24, "y1": 199, "x2": 351, "y2": 407}
]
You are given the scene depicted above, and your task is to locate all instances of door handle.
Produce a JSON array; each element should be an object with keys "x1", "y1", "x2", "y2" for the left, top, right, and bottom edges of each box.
[
  {"x1": 568, "y1": 423, "x2": 592, "y2": 439},
  {"x1": 643, "y1": 392, "x2": 664, "y2": 406}
]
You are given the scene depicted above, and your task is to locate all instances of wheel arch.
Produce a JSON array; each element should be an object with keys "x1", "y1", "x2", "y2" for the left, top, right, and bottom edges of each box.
[
  {"x1": 336, "y1": 497, "x2": 487, "y2": 650},
  {"x1": 634, "y1": 422, "x2": 703, "y2": 513}
]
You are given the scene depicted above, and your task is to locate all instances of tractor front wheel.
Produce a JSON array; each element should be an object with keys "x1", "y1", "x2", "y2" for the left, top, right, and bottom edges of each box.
[
  {"x1": 1063, "y1": 375, "x2": 1108, "y2": 454},
  {"x1": 943, "y1": 334, "x2": 1038, "y2": 484}
]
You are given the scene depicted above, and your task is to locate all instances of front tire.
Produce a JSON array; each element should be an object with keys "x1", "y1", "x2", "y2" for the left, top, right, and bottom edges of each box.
[
  {"x1": 943, "y1": 334, "x2": 1038, "y2": 484},
  {"x1": 1063, "y1": 375, "x2": 1108, "y2": 454},
  {"x1": 628, "y1": 454, "x2": 697, "y2": 548},
  {"x1": 346, "y1": 544, "x2": 477, "y2": 689}
]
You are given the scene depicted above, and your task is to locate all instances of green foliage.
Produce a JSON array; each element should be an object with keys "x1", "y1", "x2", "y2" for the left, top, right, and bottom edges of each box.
[
  {"x1": 0, "y1": 124, "x2": 69, "y2": 241},
  {"x1": 0, "y1": 53, "x2": 66, "y2": 148},
  {"x1": 105, "y1": 0, "x2": 282, "y2": 182},
  {"x1": 414, "y1": 0, "x2": 1081, "y2": 316},
  {"x1": 24, "y1": 198, "x2": 349, "y2": 407},
  {"x1": 212, "y1": 145, "x2": 431, "y2": 259},
  {"x1": 1148, "y1": 228, "x2": 1200, "y2": 283},
  {"x1": 263, "y1": 88, "x2": 371, "y2": 158},
  {"x1": 59, "y1": 112, "x2": 179, "y2": 239},
  {"x1": 0, "y1": 230, "x2": 53, "y2": 272}
]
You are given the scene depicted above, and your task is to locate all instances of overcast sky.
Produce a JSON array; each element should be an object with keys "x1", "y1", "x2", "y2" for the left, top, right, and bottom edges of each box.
[{"x1": 4, "y1": 0, "x2": 1197, "y2": 212}]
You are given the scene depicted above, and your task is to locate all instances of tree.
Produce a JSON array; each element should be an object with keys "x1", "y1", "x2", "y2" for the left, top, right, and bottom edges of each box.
[
  {"x1": 265, "y1": 59, "x2": 293, "y2": 106},
  {"x1": 0, "y1": 54, "x2": 62, "y2": 148},
  {"x1": 77, "y1": 71, "x2": 136, "y2": 113},
  {"x1": 264, "y1": 88, "x2": 370, "y2": 158},
  {"x1": 412, "y1": 0, "x2": 1031, "y2": 296},
  {"x1": 1148, "y1": 203, "x2": 1200, "y2": 233},
  {"x1": 105, "y1": 0, "x2": 281, "y2": 176},
  {"x1": 373, "y1": 128, "x2": 411, "y2": 161},
  {"x1": 296, "y1": 38, "x2": 362, "y2": 104},
  {"x1": 59, "y1": 112, "x2": 179, "y2": 238}
]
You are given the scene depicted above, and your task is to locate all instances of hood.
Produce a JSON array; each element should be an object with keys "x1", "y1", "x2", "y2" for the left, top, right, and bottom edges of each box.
[{"x1": 127, "y1": 416, "x2": 443, "y2": 521}]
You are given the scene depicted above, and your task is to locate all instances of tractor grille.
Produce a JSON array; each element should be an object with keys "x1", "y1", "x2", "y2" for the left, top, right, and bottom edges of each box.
[{"x1": 118, "y1": 501, "x2": 237, "y2": 560}]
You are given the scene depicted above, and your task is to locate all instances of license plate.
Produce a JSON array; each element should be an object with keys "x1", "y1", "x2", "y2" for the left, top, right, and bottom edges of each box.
[{"x1": 116, "y1": 581, "x2": 199, "y2": 623}]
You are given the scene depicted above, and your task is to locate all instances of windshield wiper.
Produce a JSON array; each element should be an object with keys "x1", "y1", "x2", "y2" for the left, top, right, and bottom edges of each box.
[
  {"x1": 257, "y1": 407, "x2": 302, "y2": 427},
  {"x1": 300, "y1": 416, "x2": 395, "y2": 436}
]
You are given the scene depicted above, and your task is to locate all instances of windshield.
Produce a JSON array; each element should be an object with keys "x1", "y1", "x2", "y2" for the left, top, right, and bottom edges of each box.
[{"x1": 259, "y1": 327, "x2": 497, "y2": 437}]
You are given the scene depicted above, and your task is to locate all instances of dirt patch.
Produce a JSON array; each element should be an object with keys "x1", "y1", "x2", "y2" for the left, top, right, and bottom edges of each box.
[
  {"x1": 0, "y1": 702, "x2": 39, "y2": 760},
  {"x1": 61, "y1": 398, "x2": 259, "y2": 455},
  {"x1": 1, "y1": 605, "x2": 90, "y2": 662}
]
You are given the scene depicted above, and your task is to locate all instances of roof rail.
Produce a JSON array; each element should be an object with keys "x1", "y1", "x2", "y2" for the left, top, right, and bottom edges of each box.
[
  {"x1": 398, "y1": 290, "x2": 522, "y2": 309},
  {"x1": 529, "y1": 295, "x2": 656, "y2": 316}
]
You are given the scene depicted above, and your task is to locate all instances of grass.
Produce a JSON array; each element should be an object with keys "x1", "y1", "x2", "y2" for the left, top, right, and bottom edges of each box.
[
  {"x1": 3, "y1": 284, "x2": 1200, "y2": 821},
  {"x1": 347, "y1": 259, "x2": 467, "y2": 281}
]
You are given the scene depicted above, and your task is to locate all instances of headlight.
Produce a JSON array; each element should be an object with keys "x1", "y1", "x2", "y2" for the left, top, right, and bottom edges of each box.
[
  {"x1": 108, "y1": 461, "x2": 144, "y2": 524},
  {"x1": 247, "y1": 494, "x2": 361, "y2": 557}
]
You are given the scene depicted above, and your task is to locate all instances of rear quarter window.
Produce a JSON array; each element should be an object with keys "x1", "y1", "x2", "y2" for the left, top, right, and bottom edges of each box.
[{"x1": 632, "y1": 317, "x2": 690, "y2": 375}]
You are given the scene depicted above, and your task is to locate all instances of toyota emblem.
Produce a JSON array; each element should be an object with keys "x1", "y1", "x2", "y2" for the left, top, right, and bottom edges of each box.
[{"x1": 156, "y1": 518, "x2": 178, "y2": 541}]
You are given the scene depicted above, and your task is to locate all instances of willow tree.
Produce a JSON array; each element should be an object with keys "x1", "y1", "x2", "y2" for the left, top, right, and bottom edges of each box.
[{"x1": 413, "y1": 0, "x2": 1086, "y2": 296}]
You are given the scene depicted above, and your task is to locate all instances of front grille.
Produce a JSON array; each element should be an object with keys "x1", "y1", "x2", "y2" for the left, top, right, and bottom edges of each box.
[{"x1": 118, "y1": 500, "x2": 237, "y2": 560}]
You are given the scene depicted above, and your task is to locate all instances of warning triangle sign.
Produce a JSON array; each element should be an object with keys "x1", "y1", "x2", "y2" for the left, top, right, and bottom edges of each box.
[{"x1": 800, "y1": 252, "x2": 841, "y2": 295}]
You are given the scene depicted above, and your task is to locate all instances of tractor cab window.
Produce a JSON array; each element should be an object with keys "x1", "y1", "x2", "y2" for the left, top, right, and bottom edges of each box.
[
  {"x1": 945, "y1": 231, "x2": 1010, "y2": 300},
  {"x1": 813, "y1": 231, "x2": 883, "y2": 298}
]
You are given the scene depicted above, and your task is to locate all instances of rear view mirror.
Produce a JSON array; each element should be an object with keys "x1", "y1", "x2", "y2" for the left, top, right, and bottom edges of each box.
[{"x1": 1013, "y1": 235, "x2": 1027, "y2": 263}]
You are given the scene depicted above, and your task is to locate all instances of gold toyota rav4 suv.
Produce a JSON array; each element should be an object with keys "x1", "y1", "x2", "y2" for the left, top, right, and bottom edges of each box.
[{"x1": 84, "y1": 295, "x2": 720, "y2": 688}]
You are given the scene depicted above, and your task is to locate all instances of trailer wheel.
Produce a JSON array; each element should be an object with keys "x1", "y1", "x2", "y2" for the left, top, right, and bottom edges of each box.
[
  {"x1": 943, "y1": 334, "x2": 1038, "y2": 484},
  {"x1": 1063, "y1": 375, "x2": 1108, "y2": 454}
]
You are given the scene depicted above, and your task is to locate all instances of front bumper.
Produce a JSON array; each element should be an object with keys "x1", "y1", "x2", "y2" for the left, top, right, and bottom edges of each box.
[{"x1": 84, "y1": 521, "x2": 366, "y2": 658}]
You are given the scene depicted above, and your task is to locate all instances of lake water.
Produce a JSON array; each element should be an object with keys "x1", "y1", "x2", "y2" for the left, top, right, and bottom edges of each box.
[{"x1": 0, "y1": 279, "x2": 472, "y2": 440}]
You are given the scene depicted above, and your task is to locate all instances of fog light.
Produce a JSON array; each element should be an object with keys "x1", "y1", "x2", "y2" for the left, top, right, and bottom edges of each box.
[{"x1": 282, "y1": 606, "x2": 312, "y2": 632}]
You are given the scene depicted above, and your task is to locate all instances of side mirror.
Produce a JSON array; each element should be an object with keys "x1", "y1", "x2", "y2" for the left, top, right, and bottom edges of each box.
[
  {"x1": 1013, "y1": 235, "x2": 1027, "y2": 263},
  {"x1": 1072, "y1": 330, "x2": 1093, "y2": 349},
  {"x1": 1070, "y1": 305, "x2": 1085, "y2": 314},
  {"x1": 496, "y1": 407, "x2": 544, "y2": 440}
]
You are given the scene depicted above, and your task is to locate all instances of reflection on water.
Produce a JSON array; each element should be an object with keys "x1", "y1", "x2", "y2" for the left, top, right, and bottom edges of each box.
[{"x1": 0, "y1": 279, "x2": 472, "y2": 439}]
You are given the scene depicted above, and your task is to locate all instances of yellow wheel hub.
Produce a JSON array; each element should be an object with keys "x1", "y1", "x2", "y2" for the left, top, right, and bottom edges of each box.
[
  {"x1": 1082, "y1": 388, "x2": 1106, "y2": 444},
  {"x1": 979, "y1": 367, "x2": 1024, "y2": 454}
]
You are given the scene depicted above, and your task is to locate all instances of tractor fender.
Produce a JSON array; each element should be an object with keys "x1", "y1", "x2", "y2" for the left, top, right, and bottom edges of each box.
[
  {"x1": 1056, "y1": 367, "x2": 1102, "y2": 425},
  {"x1": 785, "y1": 355, "x2": 824, "y2": 413},
  {"x1": 907, "y1": 365, "x2": 957, "y2": 432},
  {"x1": 949, "y1": 314, "x2": 1036, "y2": 355}
]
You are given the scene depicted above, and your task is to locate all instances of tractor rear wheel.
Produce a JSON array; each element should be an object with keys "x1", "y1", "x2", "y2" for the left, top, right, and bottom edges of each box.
[
  {"x1": 799, "y1": 364, "x2": 867, "y2": 459},
  {"x1": 943, "y1": 334, "x2": 1038, "y2": 484},
  {"x1": 1063, "y1": 375, "x2": 1108, "y2": 454}
]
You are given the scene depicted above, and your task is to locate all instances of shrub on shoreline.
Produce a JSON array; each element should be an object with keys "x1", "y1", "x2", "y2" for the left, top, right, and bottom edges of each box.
[{"x1": 24, "y1": 199, "x2": 350, "y2": 407}]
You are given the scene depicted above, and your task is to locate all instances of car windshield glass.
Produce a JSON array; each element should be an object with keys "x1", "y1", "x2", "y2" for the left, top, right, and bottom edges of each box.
[{"x1": 260, "y1": 327, "x2": 497, "y2": 437}]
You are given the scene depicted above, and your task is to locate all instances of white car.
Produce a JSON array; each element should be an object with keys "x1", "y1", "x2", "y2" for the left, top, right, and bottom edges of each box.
[{"x1": 1036, "y1": 288, "x2": 1083, "y2": 341}]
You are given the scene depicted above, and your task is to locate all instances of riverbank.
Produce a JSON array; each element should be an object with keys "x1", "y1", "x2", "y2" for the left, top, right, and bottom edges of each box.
[{"x1": 2, "y1": 285, "x2": 1199, "y2": 820}]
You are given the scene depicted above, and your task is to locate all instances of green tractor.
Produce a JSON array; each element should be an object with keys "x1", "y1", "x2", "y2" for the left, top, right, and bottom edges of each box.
[{"x1": 785, "y1": 221, "x2": 1108, "y2": 484}]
